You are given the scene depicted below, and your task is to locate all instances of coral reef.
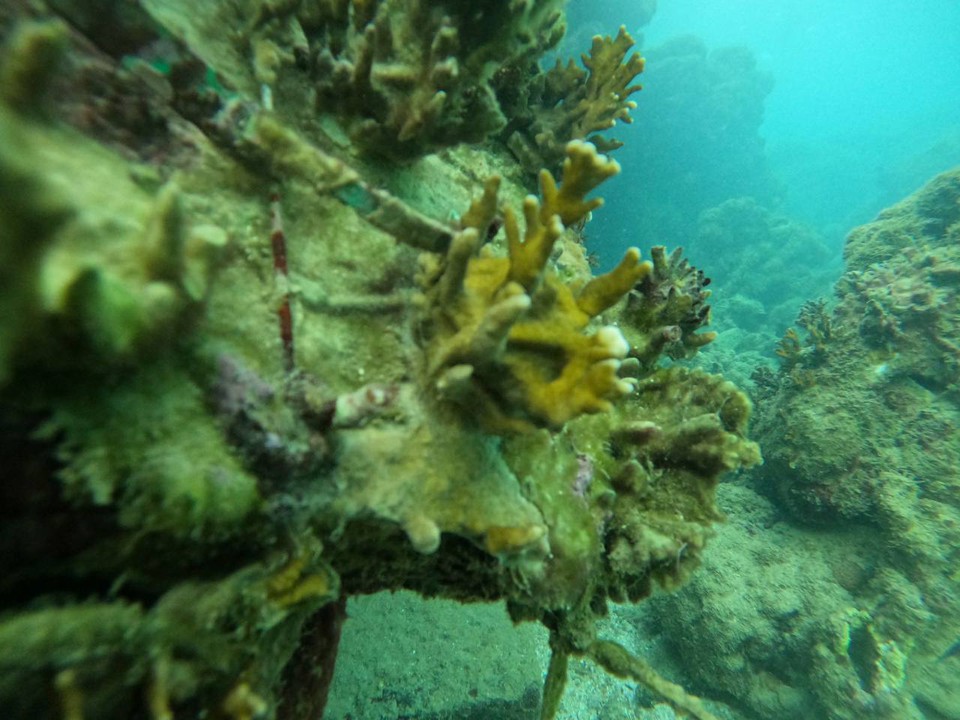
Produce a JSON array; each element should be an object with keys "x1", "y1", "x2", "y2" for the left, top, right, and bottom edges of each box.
[
  {"x1": 647, "y1": 484, "x2": 929, "y2": 720},
  {"x1": 694, "y1": 196, "x2": 837, "y2": 334},
  {"x1": 756, "y1": 169, "x2": 960, "y2": 524},
  {"x1": 140, "y1": 0, "x2": 567, "y2": 160},
  {"x1": 677, "y1": 196, "x2": 839, "y2": 391},
  {"x1": 140, "y1": 0, "x2": 647, "y2": 168},
  {"x1": 616, "y1": 167, "x2": 960, "y2": 720},
  {"x1": 0, "y1": 4, "x2": 760, "y2": 720}
]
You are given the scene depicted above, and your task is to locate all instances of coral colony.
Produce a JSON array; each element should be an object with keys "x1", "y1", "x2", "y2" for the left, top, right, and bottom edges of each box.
[{"x1": 0, "y1": 5, "x2": 763, "y2": 720}]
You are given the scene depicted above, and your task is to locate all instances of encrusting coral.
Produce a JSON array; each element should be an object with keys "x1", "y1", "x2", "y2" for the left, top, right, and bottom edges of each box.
[
  {"x1": 416, "y1": 140, "x2": 650, "y2": 431},
  {"x1": 0, "y1": 5, "x2": 761, "y2": 720}
]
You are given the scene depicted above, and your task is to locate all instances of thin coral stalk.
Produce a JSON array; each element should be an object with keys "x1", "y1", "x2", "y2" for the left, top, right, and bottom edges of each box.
[{"x1": 540, "y1": 637, "x2": 570, "y2": 720}]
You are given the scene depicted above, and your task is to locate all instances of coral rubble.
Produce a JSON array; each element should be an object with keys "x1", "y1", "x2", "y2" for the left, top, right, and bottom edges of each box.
[{"x1": 0, "y1": 4, "x2": 759, "y2": 720}]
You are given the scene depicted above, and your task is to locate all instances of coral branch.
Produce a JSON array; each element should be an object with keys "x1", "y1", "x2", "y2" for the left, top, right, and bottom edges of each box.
[
  {"x1": 505, "y1": 197, "x2": 565, "y2": 291},
  {"x1": 577, "y1": 247, "x2": 651, "y2": 317},
  {"x1": 540, "y1": 640, "x2": 570, "y2": 720},
  {"x1": 417, "y1": 142, "x2": 642, "y2": 431},
  {"x1": 501, "y1": 26, "x2": 645, "y2": 173},
  {"x1": 539, "y1": 139, "x2": 621, "y2": 226}
]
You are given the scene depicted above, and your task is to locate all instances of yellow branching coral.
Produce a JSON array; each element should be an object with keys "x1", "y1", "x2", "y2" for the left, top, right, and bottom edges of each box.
[
  {"x1": 577, "y1": 26, "x2": 645, "y2": 149},
  {"x1": 503, "y1": 25, "x2": 645, "y2": 173},
  {"x1": 417, "y1": 141, "x2": 650, "y2": 431},
  {"x1": 539, "y1": 138, "x2": 621, "y2": 226},
  {"x1": 266, "y1": 555, "x2": 337, "y2": 609}
]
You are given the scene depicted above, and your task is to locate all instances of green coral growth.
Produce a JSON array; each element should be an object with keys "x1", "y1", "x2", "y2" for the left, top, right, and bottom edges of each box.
[{"x1": 0, "y1": 4, "x2": 762, "y2": 720}]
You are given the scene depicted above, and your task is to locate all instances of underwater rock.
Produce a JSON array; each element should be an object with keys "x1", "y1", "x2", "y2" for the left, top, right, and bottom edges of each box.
[
  {"x1": 743, "y1": 167, "x2": 960, "y2": 718},
  {"x1": 649, "y1": 484, "x2": 926, "y2": 720}
]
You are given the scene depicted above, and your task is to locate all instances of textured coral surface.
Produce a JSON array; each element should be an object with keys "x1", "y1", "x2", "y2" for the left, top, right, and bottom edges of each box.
[
  {"x1": 0, "y1": 5, "x2": 759, "y2": 720},
  {"x1": 692, "y1": 171, "x2": 960, "y2": 720}
]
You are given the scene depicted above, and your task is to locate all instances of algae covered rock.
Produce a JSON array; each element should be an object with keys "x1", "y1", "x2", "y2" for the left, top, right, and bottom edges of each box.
[
  {"x1": 747, "y1": 167, "x2": 960, "y2": 719},
  {"x1": 648, "y1": 484, "x2": 928, "y2": 720},
  {"x1": 756, "y1": 168, "x2": 960, "y2": 529}
]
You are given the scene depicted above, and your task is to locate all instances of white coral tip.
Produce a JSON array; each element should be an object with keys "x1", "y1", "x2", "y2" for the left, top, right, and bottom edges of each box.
[{"x1": 596, "y1": 326, "x2": 629, "y2": 358}]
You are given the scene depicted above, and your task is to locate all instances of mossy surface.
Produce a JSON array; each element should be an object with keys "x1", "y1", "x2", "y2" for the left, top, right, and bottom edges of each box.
[{"x1": 742, "y1": 168, "x2": 960, "y2": 719}]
